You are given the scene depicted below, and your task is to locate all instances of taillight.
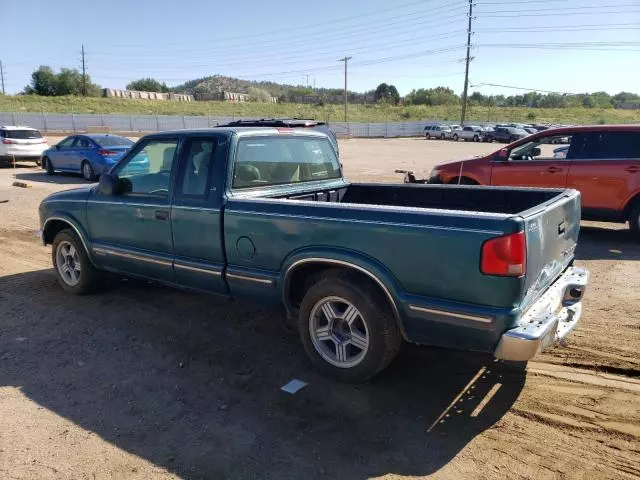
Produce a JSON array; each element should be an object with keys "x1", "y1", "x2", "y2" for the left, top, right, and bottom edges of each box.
[
  {"x1": 2, "y1": 139, "x2": 14, "y2": 144},
  {"x1": 276, "y1": 127, "x2": 293, "y2": 133},
  {"x1": 481, "y1": 231, "x2": 526, "y2": 277},
  {"x1": 98, "y1": 149, "x2": 118, "y2": 156}
]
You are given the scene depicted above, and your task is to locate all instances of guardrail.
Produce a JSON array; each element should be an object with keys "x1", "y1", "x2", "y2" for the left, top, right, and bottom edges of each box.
[{"x1": 0, "y1": 112, "x2": 432, "y2": 138}]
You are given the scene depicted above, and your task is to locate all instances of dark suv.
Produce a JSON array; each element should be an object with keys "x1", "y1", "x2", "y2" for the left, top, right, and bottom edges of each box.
[{"x1": 219, "y1": 118, "x2": 339, "y2": 155}]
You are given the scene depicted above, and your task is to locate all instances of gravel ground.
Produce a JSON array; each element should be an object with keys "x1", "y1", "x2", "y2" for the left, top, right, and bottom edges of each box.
[{"x1": 0, "y1": 138, "x2": 638, "y2": 480}]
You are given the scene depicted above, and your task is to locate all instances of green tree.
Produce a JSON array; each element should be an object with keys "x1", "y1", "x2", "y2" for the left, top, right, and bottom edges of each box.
[
  {"x1": 126, "y1": 78, "x2": 170, "y2": 93},
  {"x1": 24, "y1": 66, "x2": 58, "y2": 96},
  {"x1": 24, "y1": 66, "x2": 100, "y2": 96},
  {"x1": 373, "y1": 83, "x2": 400, "y2": 104}
]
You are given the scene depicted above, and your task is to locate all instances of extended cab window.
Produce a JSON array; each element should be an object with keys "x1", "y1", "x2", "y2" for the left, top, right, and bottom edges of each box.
[
  {"x1": 178, "y1": 139, "x2": 215, "y2": 196},
  {"x1": 114, "y1": 139, "x2": 178, "y2": 196},
  {"x1": 577, "y1": 132, "x2": 640, "y2": 159},
  {"x1": 509, "y1": 134, "x2": 573, "y2": 161},
  {"x1": 232, "y1": 136, "x2": 341, "y2": 189}
]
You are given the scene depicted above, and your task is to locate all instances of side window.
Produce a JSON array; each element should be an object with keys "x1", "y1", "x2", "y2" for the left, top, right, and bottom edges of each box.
[
  {"x1": 177, "y1": 139, "x2": 216, "y2": 197},
  {"x1": 581, "y1": 132, "x2": 640, "y2": 160},
  {"x1": 58, "y1": 137, "x2": 76, "y2": 148},
  {"x1": 509, "y1": 135, "x2": 573, "y2": 161},
  {"x1": 75, "y1": 137, "x2": 91, "y2": 148},
  {"x1": 114, "y1": 139, "x2": 179, "y2": 196}
]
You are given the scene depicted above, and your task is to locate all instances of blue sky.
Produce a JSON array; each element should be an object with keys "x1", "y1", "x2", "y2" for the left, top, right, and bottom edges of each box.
[{"x1": 3, "y1": 0, "x2": 639, "y2": 96}]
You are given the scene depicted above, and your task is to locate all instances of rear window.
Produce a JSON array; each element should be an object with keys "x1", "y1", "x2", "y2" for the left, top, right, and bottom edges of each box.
[
  {"x1": 233, "y1": 136, "x2": 341, "y2": 189},
  {"x1": 574, "y1": 131, "x2": 640, "y2": 159},
  {"x1": 1, "y1": 129, "x2": 42, "y2": 139},
  {"x1": 95, "y1": 136, "x2": 134, "y2": 147}
]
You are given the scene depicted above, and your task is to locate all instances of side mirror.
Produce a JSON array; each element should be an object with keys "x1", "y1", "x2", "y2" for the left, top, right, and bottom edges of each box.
[
  {"x1": 98, "y1": 173, "x2": 119, "y2": 195},
  {"x1": 531, "y1": 147, "x2": 542, "y2": 157}
]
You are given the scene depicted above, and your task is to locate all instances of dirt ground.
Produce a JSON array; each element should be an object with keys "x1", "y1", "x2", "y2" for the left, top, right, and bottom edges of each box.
[{"x1": 0, "y1": 138, "x2": 639, "y2": 480}]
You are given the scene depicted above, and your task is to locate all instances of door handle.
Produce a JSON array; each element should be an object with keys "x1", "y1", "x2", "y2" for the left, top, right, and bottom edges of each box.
[
  {"x1": 547, "y1": 166, "x2": 562, "y2": 173},
  {"x1": 625, "y1": 166, "x2": 639, "y2": 173},
  {"x1": 155, "y1": 210, "x2": 169, "y2": 221}
]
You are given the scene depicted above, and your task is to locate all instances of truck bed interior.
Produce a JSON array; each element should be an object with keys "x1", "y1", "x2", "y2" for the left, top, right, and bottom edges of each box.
[{"x1": 277, "y1": 184, "x2": 562, "y2": 215}]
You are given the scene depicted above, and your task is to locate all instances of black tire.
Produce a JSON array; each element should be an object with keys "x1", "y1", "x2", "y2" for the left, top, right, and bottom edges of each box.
[
  {"x1": 452, "y1": 133, "x2": 459, "y2": 141},
  {"x1": 298, "y1": 270, "x2": 402, "y2": 382},
  {"x1": 628, "y1": 202, "x2": 640, "y2": 238},
  {"x1": 51, "y1": 228, "x2": 103, "y2": 294},
  {"x1": 473, "y1": 135, "x2": 480, "y2": 142},
  {"x1": 81, "y1": 160, "x2": 96, "y2": 181},
  {"x1": 44, "y1": 157, "x2": 54, "y2": 175},
  {"x1": 440, "y1": 133, "x2": 446, "y2": 140}
]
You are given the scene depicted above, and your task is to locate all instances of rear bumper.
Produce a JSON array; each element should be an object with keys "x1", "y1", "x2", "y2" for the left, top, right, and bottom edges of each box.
[{"x1": 494, "y1": 266, "x2": 589, "y2": 362}]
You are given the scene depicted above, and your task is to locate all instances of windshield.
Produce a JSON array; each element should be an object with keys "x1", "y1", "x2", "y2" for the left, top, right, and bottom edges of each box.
[
  {"x1": 2, "y1": 129, "x2": 42, "y2": 139},
  {"x1": 95, "y1": 136, "x2": 134, "y2": 147},
  {"x1": 233, "y1": 136, "x2": 341, "y2": 189}
]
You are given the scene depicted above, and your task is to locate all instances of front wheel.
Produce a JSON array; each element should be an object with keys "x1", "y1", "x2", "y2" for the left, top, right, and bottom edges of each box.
[
  {"x1": 299, "y1": 271, "x2": 402, "y2": 382},
  {"x1": 629, "y1": 203, "x2": 640, "y2": 238},
  {"x1": 52, "y1": 229, "x2": 103, "y2": 294},
  {"x1": 452, "y1": 134, "x2": 459, "y2": 141}
]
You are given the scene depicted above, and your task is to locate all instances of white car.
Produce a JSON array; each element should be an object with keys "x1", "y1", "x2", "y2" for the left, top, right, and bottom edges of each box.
[{"x1": 0, "y1": 126, "x2": 48, "y2": 165}]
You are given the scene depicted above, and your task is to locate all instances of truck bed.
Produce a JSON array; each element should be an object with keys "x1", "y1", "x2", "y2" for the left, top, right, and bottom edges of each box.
[{"x1": 279, "y1": 183, "x2": 561, "y2": 215}]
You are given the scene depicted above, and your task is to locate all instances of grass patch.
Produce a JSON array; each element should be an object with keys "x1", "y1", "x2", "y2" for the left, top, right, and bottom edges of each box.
[{"x1": 1, "y1": 95, "x2": 638, "y2": 124}]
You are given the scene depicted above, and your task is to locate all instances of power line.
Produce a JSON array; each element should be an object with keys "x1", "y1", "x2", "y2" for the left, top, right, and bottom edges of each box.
[
  {"x1": 460, "y1": 0, "x2": 474, "y2": 125},
  {"x1": 0, "y1": 61, "x2": 5, "y2": 95},
  {"x1": 81, "y1": 44, "x2": 87, "y2": 96},
  {"x1": 471, "y1": 82, "x2": 574, "y2": 95},
  {"x1": 479, "y1": 9, "x2": 640, "y2": 18},
  {"x1": 338, "y1": 56, "x2": 352, "y2": 122},
  {"x1": 476, "y1": 3, "x2": 640, "y2": 13}
]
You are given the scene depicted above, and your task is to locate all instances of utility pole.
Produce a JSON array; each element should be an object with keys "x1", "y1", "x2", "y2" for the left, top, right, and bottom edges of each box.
[
  {"x1": 81, "y1": 44, "x2": 87, "y2": 96},
  {"x1": 339, "y1": 56, "x2": 352, "y2": 122},
  {"x1": 0, "y1": 61, "x2": 5, "y2": 95},
  {"x1": 304, "y1": 74, "x2": 310, "y2": 88},
  {"x1": 460, "y1": 0, "x2": 474, "y2": 125}
]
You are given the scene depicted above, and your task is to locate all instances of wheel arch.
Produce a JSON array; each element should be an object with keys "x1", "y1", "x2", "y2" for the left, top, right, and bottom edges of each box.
[
  {"x1": 42, "y1": 216, "x2": 96, "y2": 266},
  {"x1": 622, "y1": 191, "x2": 640, "y2": 220},
  {"x1": 281, "y1": 253, "x2": 407, "y2": 339}
]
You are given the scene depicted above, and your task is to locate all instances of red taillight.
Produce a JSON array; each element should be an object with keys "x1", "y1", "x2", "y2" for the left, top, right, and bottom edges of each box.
[
  {"x1": 98, "y1": 149, "x2": 118, "y2": 156},
  {"x1": 276, "y1": 127, "x2": 293, "y2": 133},
  {"x1": 2, "y1": 139, "x2": 14, "y2": 144},
  {"x1": 481, "y1": 231, "x2": 526, "y2": 277}
]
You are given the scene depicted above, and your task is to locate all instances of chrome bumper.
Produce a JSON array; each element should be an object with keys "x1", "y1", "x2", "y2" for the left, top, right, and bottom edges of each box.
[{"x1": 494, "y1": 266, "x2": 589, "y2": 362}]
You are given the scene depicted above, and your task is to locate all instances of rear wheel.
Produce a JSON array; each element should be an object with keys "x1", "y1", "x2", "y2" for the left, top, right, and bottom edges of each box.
[
  {"x1": 81, "y1": 160, "x2": 96, "y2": 181},
  {"x1": 473, "y1": 135, "x2": 480, "y2": 142},
  {"x1": 452, "y1": 133, "x2": 459, "y2": 141},
  {"x1": 299, "y1": 270, "x2": 401, "y2": 382},
  {"x1": 629, "y1": 202, "x2": 640, "y2": 238},
  {"x1": 44, "y1": 157, "x2": 54, "y2": 175}
]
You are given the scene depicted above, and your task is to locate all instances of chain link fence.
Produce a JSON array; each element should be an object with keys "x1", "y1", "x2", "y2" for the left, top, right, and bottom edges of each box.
[{"x1": 0, "y1": 112, "x2": 437, "y2": 138}]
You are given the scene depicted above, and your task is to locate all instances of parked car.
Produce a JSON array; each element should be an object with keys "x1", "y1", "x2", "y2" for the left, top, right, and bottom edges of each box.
[
  {"x1": 420, "y1": 125, "x2": 640, "y2": 236},
  {"x1": 0, "y1": 125, "x2": 48, "y2": 165},
  {"x1": 220, "y1": 118, "x2": 338, "y2": 155},
  {"x1": 481, "y1": 126, "x2": 496, "y2": 143},
  {"x1": 453, "y1": 125, "x2": 485, "y2": 142},
  {"x1": 523, "y1": 127, "x2": 538, "y2": 135},
  {"x1": 493, "y1": 126, "x2": 529, "y2": 143},
  {"x1": 39, "y1": 127, "x2": 589, "y2": 382},
  {"x1": 424, "y1": 124, "x2": 452, "y2": 139},
  {"x1": 42, "y1": 134, "x2": 138, "y2": 181}
]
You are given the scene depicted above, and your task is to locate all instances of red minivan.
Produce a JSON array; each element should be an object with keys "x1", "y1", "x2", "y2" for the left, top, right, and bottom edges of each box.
[{"x1": 424, "y1": 125, "x2": 640, "y2": 236}]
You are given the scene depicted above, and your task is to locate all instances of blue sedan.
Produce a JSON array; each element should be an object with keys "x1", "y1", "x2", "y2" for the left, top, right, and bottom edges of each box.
[{"x1": 41, "y1": 134, "x2": 146, "y2": 181}]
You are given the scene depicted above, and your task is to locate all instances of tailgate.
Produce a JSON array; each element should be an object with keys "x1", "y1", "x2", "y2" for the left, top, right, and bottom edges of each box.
[{"x1": 520, "y1": 189, "x2": 581, "y2": 309}]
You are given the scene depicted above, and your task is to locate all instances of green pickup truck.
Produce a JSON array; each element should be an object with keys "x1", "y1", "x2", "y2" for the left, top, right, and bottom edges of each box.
[{"x1": 39, "y1": 127, "x2": 589, "y2": 382}]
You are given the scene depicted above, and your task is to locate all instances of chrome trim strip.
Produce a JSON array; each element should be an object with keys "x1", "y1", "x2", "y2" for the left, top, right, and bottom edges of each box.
[
  {"x1": 224, "y1": 210, "x2": 502, "y2": 235},
  {"x1": 283, "y1": 258, "x2": 403, "y2": 335},
  {"x1": 408, "y1": 305, "x2": 493, "y2": 323},
  {"x1": 226, "y1": 272, "x2": 274, "y2": 285},
  {"x1": 93, "y1": 247, "x2": 172, "y2": 267},
  {"x1": 174, "y1": 263, "x2": 222, "y2": 276}
]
